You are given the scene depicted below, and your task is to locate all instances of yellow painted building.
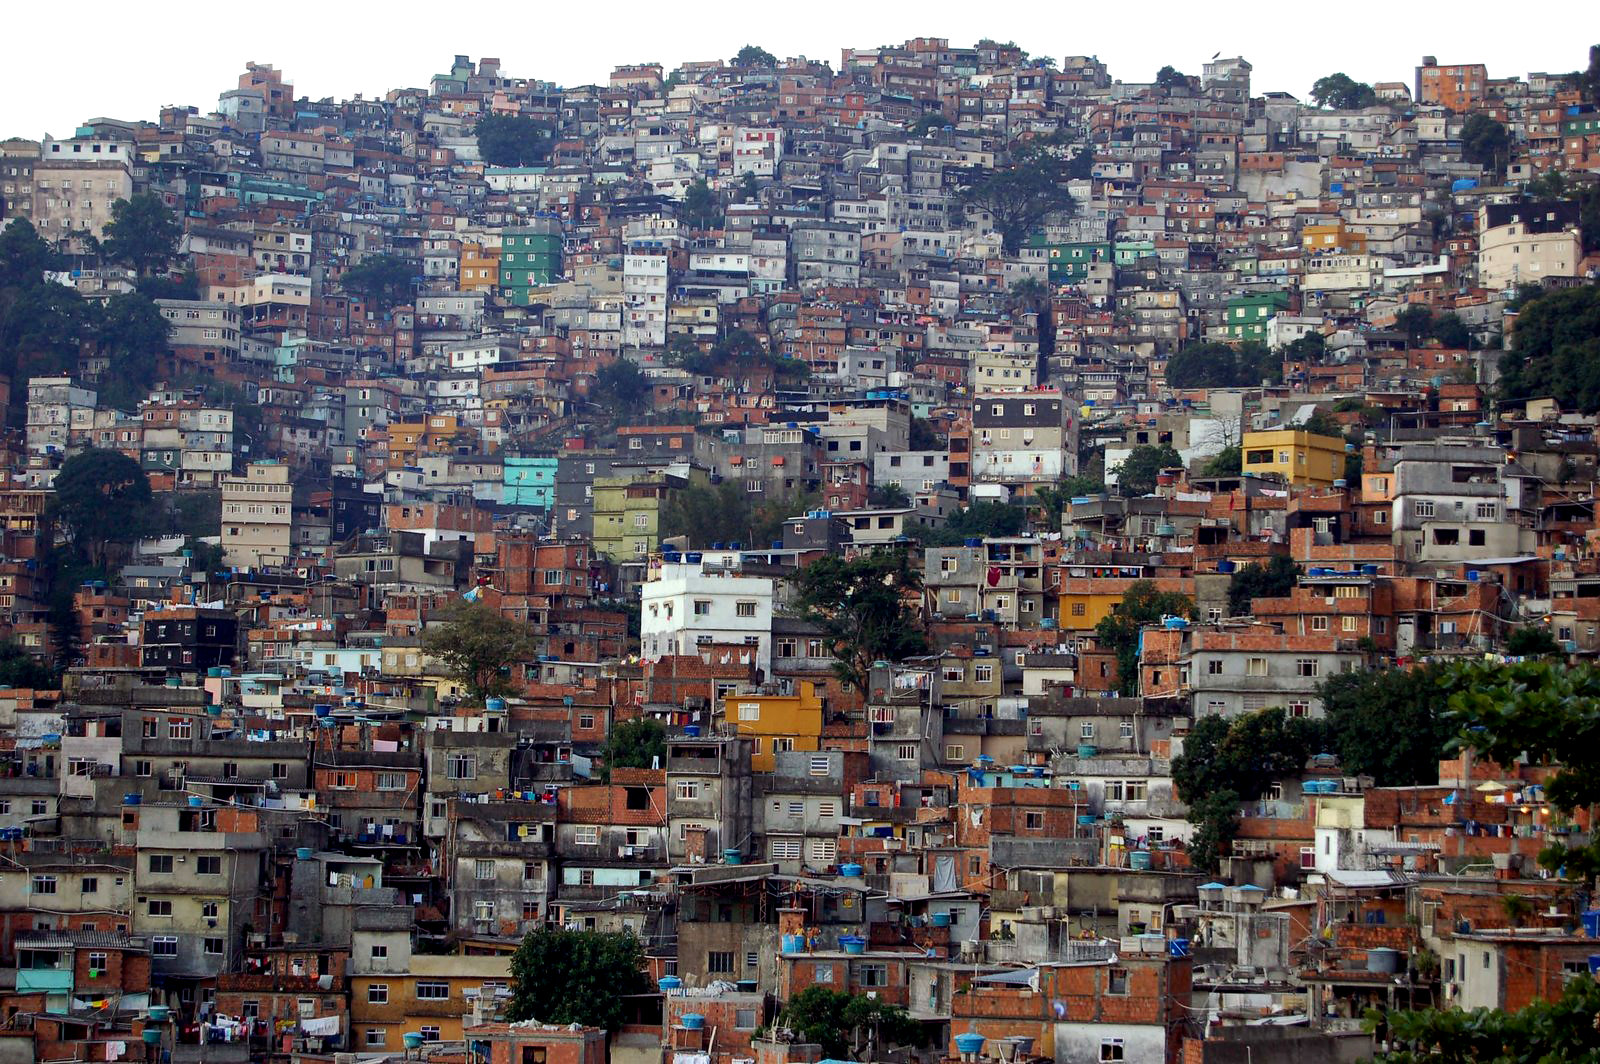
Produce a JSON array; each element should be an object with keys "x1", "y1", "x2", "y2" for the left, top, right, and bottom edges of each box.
[
  {"x1": 1057, "y1": 577, "x2": 1191, "y2": 632},
  {"x1": 722, "y1": 681, "x2": 824, "y2": 772},
  {"x1": 1300, "y1": 222, "x2": 1368, "y2": 255},
  {"x1": 351, "y1": 954, "x2": 513, "y2": 1050},
  {"x1": 458, "y1": 241, "x2": 502, "y2": 293},
  {"x1": 1242, "y1": 429, "x2": 1345, "y2": 487}
]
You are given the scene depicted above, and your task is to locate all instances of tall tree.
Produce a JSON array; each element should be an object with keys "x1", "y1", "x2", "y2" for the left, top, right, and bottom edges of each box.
[
  {"x1": 681, "y1": 178, "x2": 723, "y2": 231},
  {"x1": 50, "y1": 448, "x2": 154, "y2": 570},
  {"x1": 100, "y1": 193, "x2": 181, "y2": 276},
  {"x1": 600, "y1": 717, "x2": 666, "y2": 780},
  {"x1": 1318, "y1": 665, "x2": 1455, "y2": 786},
  {"x1": 340, "y1": 254, "x2": 414, "y2": 311},
  {"x1": 591, "y1": 358, "x2": 651, "y2": 420},
  {"x1": 473, "y1": 113, "x2": 552, "y2": 167},
  {"x1": 1497, "y1": 286, "x2": 1600, "y2": 412},
  {"x1": 0, "y1": 218, "x2": 62, "y2": 289},
  {"x1": 420, "y1": 599, "x2": 535, "y2": 705},
  {"x1": 957, "y1": 140, "x2": 1077, "y2": 253},
  {"x1": 1113, "y1": 444, "x2": 1182, "y2": 496},
  {"x1": 1095, "y1": 581, "x2": 1195, "y2": 695},
  {"x1": 1154, "y1": 66, "x2": 1187, "y2": 91},
  {"x1": 94, "y1": 292, "x2": 169, "y2": 408},
  {"x1": 776, "y1": 987, "x2": 925, "y2": 1060},
  {"x1": 1226, "y1": 555, "x2": 1300, "y2": 617},
  {"x1": 1165, "y1": 341, "x2": 1281, "y2": 389},
  {"x1": 1461, "y1": 113, "x2": 1511, "y2": 172},
  {"x1": 731, "y1": 45, "x2": 778, "y2": 69},
  {"x1": 1309, "y1": 72, "x2": 1377, "y2": 110},
  {"x1": 506, "y1": 928, "x2": 650, "y2": 1031},
  {"x1": 788, "y1": 548, "x2": 926, "y2": 693},
  {"x1": 1369, "y1": 972, "x2": 1600, "y2": 1063}
]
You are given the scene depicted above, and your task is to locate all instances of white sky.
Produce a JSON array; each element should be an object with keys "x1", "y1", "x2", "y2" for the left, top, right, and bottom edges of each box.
[{"x1": 2, "y1": 0, "x2": 1592, "y2": 139}]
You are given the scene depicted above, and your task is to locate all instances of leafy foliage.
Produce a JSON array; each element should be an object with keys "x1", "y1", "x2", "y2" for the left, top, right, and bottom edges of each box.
[
  {"x1": 788, "y1": 547, "x2": 927, "y2": 692},
  {"x1": 1154, "y1": 66, "x2": 1187, "y2": 91},
  {"x1": 913, "y1": 502, "x2": 1027, "y2": 546},
  {"x1": 660, "y1": 481, "x2": 817, "y2": 551},
  {"x1": 1440, "y1": 659, "x2": 1600, "y2": 880},
  {"x1": 1505, "y1": 625, "x2": 1562, "y2": 657},
  {"x1": 1113, "y1": 444, "x2": 1182, "y2": 497},
  {"x1": 775, "y1": 987, "x2": 924, "y2": 1060},
  {"x1": 101, "y1": 194, "x2": 181, "y2": 276},
  {"x1": 1094, "y1": 581, "x2": 1195, "y2": 695},
  {"x1": 1368, "y1": 971, "x2": 1600, "y2": 1063},
  {"x1": 1201, "y1": 446, "x2": 1241, "y2": 478},
  {"x1": 1165, "y1": 340, "x2": 1281, "y2": 389},
  {"x1": 420, "y1": 599, "x2": 535, "y2": 705},
  {"x1": 1461, "y1": 113, "x2": 1510, "y2": 171},
  {"x1": 591, "y1": 358, "x2": 652, "y2": 420},
  {"x1": 600, "y1": 717, "x2": 666, "y2": 780},
  {"x1": 868, "y1": 482, "x2": 910, "y2": 508},
  {"x1": 1173, "y1": 707, "x2": 1323, "y2": 871},
  {"x1": 1317, "y1": 665, "x2": 1455, "y2": 786},
  {"x1": 1309, "y1": 72, "x2": 1377, "y2": 110},
  {"x1": 0, "y1": 639, "x2": 58, "y2": 690},
  {"x1": 0, "y1": 218, "x2": 62, "y2": 288},
  {"x1": 340, "y1": 254, "x2": 414, "y2": 311},
  {"x1": 94, "y1": 292, "x2": 169, "y2": 408},
  {"x1": 473, "y1": 113, "x2": 552, "y2": 167},
  {"x1": 1498, "y1": 286, "x2": 1600, "y2": 412},
  {"x1": 506, "y1": 928, "x2": 649, "y2": 1031},
  {"x1": 1226, "y1": 555, "x2": 1299, "y2": 617},
  {"x1": 50, "y1": 448, "x2": 154, "y2": 570},
  {"x1": 732, "y1": 44, "x2": 778, "y2": 69},
  {"x1": 681, "y1": 178, "x2": 723, "y2": 231},
  {"x1": 957, "y1": 140, "x2": 1077, "y2": 253}
]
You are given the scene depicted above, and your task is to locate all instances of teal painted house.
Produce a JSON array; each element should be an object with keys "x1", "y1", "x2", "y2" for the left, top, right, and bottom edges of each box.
[{"x1": 503, "y1": 455, "x2": 558, "y2": 508}]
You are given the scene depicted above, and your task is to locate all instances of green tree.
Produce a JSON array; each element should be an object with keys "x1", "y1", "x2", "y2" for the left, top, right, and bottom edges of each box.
[
  {"x1": 473, "y1": 113, "x2": 552, "y2": 167},
  {"x1": 1282, "y1": 331, "x2": 1326, "y2": 362},
  {"x1": 1440, "y1": 659, "x2": 1600, "y2": 880},
  {"x1": 340, "y1": 254, "x2": 414, "y2": 311},
  {"x1": 869, "y1": 482, "x2": 910, "y2": 508},
  {"x1": 1461, "y1": 113, "x2": 1511, "y2": 172},
  {"x1": 1368, "y1": 972, "x2": 1600, "y2": 1063},
  {"x1": 94, "y1": 292, "x2": 169, "y2": 408},
  {"x1": 1309, "y1": 72, "x2": 1377, "y2": 110},
  {"x1": 600, "y1": 717, "x2": 666, "y2": 780},
  {"x1": 908, "y1": 417, "x2": 941, "y2": 451},
  {"x1": 1172, "y1": 707, "x2": 1322, "y2": 871},
  {"x1": 0, "y1": 218, "x2": 61, "y2": 289},
  {"x1": 1094, "y1": 580, "x2": 1195, "y2": 695},
  {"x1": 1165, "y1": 340, "x2": 1280, "y2": 389},
  {"x1": 420, "y1": 599, "x2": 535, "y2": 705},
  {"x1": 1505, "y1": 625, "x2": 1562, "y2": 657},
  {"x1": 0, "y1": 282, "x2": 90, "y2": 405},
  {"x1": 1113, "y1": 443, "x2": 1182, "y2": 497},
  {"x1": 135, "y1": 270, "x2": 201, "y2": 301},
  {"x1": 591, "y1": 359, "x2": 651, "y2": 420},
  {"x1": 1154, "y1": 66, "x2": 1186, "y2": 91},
  {"x1": 788, "y1": 547, "x2": 927, "y2": 692},
  {"x1": 661, "y1": 481, "x2": 816, "y2": 550},
  {"x1": 957, "y1": 140, "x2": 1077, "y2": 253},
  {"x1": 1318, "y1": 665, "x2": 1455, "y2": 786},
  {"x1": 1394, "y1": 304, "x2": 1435, "y2": 347},
  {"x1": 1584, "y1": 43, "x2": 1600, "y2": 107},
  {"x1": 1430, "y1": 311, "x2": 1472, "y2": 350},
  {"x1": 506, "y1": 928, "x2": 650, "y2": 1031},
  {"x1": 51, "y1": 448, "x2": 154, "y2": 570},
  {"x1": 681, "y1": 178, "x2": 723, "y2": 231},
  {"x1": 775, "y1": 987, "x2": 924, "y2": 1060},
  {"x1": 100, "y1": 193, "x2": 181, "y2": 276},
  {"x1": 732, "y1": 44, "x2": 778, "y2": 69},
  {"x1": 914, "y1": 502, "x2": 1028, "y2": 546},
  {"x1": 1498, "y1": 286, "x2": 1600, "y2": 412},
  {"x1": 0, "y1": 639, "x2": 57, "y2": 689},
  {"x1": 1296, "y1": 408, "x2": 1344, "y2": 438},
  {"x1": 1226, "y1": 555, "x2": 1299, "y2": 617},
  {"x1": 1201, "y1": 445, "x2": 1241, "y2": 478}
]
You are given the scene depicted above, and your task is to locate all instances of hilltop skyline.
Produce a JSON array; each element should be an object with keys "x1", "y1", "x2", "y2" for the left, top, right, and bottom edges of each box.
[{"x1": 3, "y1": 0, "x2": 1589, "y2": 137}]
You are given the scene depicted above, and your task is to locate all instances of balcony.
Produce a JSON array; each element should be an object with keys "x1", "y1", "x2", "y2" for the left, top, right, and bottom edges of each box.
[{"x1": 16, "y1": 968, "x2": 73, "y2": 993}]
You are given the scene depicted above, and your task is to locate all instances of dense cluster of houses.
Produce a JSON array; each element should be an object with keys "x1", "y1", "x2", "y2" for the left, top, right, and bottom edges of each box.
[{"x1": 0, "y1": 35, "x2": 1599, "y2": 1064}]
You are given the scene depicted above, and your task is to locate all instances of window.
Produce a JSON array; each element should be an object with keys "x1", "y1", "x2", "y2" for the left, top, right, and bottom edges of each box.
[
  {"x1": 708, "y1": 951, "x2": 736, "y2": 974},
  {"x1": 736, "y1": 1008, "x2": 757, "y2": 1029},
  {"x1": 1080, "y1": 722, "x2": 1096, "y2": 740},
  {"x1": 1101, "y1": 1038, "x2": 1125, "y2": 1062},
  {"x1": 475, "y1": 859, "x2": 495, "y2": 880},
  {"x1": 1025, "y1": 812, "x2": 1044, "y2": 831},
  {"x1": 367, "y1": 984, "x2": 389, "y2": 1004},
  {"x1": 1297, "y1": 659, "x2": 1320, "y2": 677},
  {"x1": 416, "y1": 982, "x2": 451, "y2": 1000},
  {"x1": 148, "y1": 855, "x2": 173, "y2": 874},
  {"x1": 770, "y1": 837, "x2": 802, "y2": 860},
  {"x1": 420, "y1": 1027, "x2": 441, "y2": 1042},
  {"x1": 366, "y1": 1030, "x2": 388, "y2": 1048},
  {"x1": 1246, "y1": 657, "x2": 1268, "y2": 676},
  {"x1": 81, "y1": 877, "x2": 98, "y2": 894},
  {"x1": 973, "y1": 664, "x2": 993, "y2": 683},
  {"x1": 1416, "y1": 500, "x2": 1435, "y2": 519},
  {"x1": 204, "y1": 937, "x2": 224, "y2": 955},
  {"x1": 1311, "y1": 616, "x2": 1329, "y2": 632},
  {"x1": 574, "y1": 825, "x2": 599, "y2": 845},
  {"x1": 31, "y1": 875, "x2": 56, "y2": 895},
  {"x1": 693, "y1": 600, "x2": 712, "y2": 616},
  {"x1": 168, "y1": 718, "x2": 192, "y2": 740},
  {"x1": 896, "y1": 743, "x2": 918, "y2": 762},
  {"x1": 945, "y1": 744, "x2": 965, "y2": 761},
  {"x1": 1107, "y1": 968, "x2": 1129, "y2": 994},
  {"x1": 446, "y1": 755, "x2": 477, "y2": 780},
  {"x1": 736, "y1": 601, "x2": 757, "y2": 617},
  {"x1": 153, "y1": 936, "x2": 178, "y2": 957},
  {"x1": 196, "y1": 856, "x2": 222, "y2": 875},
  {"x1": 376, "y1": 772, "x2": 405, "y2": 791},
  {"x1": 808, "y1": 755, "x2": 830, "y2": 776},
  {"x1": 675, "y1": 781, "x2": 701, "y2": 801},
  {"x1": 860, "y1": 963, "x2": 888, "y2": 987},
  {"x1": 1207, "y1": 659, "x2": 1223, "y2": 674},
  {"x1": 147, "y1": 900, "x2": 172, "y2": 916},
  {"x1": 808, "y1": 838, "x2": 837, "y2": 863}
]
